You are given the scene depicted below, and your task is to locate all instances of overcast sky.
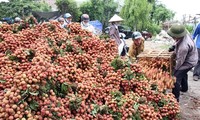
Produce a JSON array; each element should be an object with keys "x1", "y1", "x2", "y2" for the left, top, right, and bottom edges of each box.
[
  {"x1": 1, "y1": 0, "x2": 199, "y2": 20},
  {"x1": 159, "y1": 0, "x2": 200, "y2": 20},
  {"x1": 0, "y1": 0, "x2": 8, "y2": 2}
]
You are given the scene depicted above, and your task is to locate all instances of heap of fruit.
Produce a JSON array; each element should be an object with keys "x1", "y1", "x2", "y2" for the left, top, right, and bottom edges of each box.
[
  {"x1": 138, "y1": 57, "x2": 175, "y2": 91},
  {"x1": 0, "y1": 22, "x2": 179, "y2": 120}
]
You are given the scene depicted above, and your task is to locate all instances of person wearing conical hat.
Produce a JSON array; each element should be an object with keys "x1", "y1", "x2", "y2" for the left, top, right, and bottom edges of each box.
[{"x1": 108, "y1": 14, "x2": 123, "y2": 46}]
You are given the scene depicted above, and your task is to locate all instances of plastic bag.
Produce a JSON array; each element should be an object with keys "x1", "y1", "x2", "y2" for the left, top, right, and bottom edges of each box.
[{"x1": 118, "y1": 41, "x2": 124, "y2": 55}]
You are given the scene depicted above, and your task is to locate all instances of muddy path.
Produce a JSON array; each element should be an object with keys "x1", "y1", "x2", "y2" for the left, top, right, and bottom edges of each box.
[{"x1": 179, "y1": 71, "x2": 200, "y2": 120}]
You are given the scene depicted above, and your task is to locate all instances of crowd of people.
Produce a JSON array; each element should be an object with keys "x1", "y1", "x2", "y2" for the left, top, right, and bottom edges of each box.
[
  {"x1": 57, "y1": 13, "x2": 96, "y2": 35},
  {"x1": 105, "y1": 13, "x2": 200, "y2": 102},
  {"x1": 57, "y1": 13, "x2": 144, "y2": 59}
]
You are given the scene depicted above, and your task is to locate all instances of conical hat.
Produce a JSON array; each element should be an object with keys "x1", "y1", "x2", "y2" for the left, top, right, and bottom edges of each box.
[{"x1": 109, "y1": 14, "x2": 123, "y2": 22}]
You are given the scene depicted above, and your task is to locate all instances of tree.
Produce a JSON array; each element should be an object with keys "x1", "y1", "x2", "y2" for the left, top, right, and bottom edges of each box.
[
  {"x1": 0, "y1": 0, "x2": 51, "y2": 19},
  {"x1": 120, "y1": 0, "x2": 153, "y2": 31},
  {"x1": 56, "y1": 0, "x2": 81, "y2": 22},
  {"x1": 79, "y1": 0, "x2": 118, "y2": 28},
  {"x1": 153, "y1": 4, "x2": 175, "y2": 25}
]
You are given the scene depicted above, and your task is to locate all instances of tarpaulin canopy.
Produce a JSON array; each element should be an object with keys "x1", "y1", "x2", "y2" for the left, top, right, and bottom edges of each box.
[
  {"x1": 89, "y1": 20, "x2": 103, "y2": 31},
  {"x1": 32, "y1": 11, "x2": 61, "y2": 20},
  {"x1": 89, "y1": 20, "x2": 103, "y2": 35},
  {"x1": 1, "y1": 17, "x2": 14, "y2": 24}
]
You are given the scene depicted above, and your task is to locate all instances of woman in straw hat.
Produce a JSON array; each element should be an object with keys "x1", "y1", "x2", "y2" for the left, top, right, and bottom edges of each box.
[
  {"x1": 108, "y1": 14, "x2": 123, "y2": 46},
  {"x1": 109, "y1": 14, "x2": 127, "y2": 56},
  {"x1": 167, "y1": 24, "x2": 198, "y2": 102}
]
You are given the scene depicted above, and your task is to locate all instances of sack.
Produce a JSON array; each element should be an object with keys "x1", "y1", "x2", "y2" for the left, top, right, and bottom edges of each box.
[
  {"x1": 118, "y1": 41, "x2": 125, "y2": 55},
  {"x1": 121, "y1": 46, "x2": 129, "y2": 56}
]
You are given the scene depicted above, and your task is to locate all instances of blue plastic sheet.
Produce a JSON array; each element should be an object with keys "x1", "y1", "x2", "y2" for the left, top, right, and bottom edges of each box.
[{"x1": 89, "y1": 20, "x2": 103, "y2": 31}]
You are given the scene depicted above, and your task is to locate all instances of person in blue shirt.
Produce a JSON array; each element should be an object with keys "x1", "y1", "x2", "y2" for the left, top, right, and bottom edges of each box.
[{"x1": 192, "y1": 23, "x2": 200, "y2": 81}]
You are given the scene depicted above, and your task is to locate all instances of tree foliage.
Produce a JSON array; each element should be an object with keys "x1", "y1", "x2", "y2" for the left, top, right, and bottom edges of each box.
[
  {"x1": 56, "y1": 0, "x2": 81, "y2": 22},
  {"x1": 120, "y1": 0, "x2": 153, "y2": 31},
  {"x1": 79, "y1": 0, "x2": 118, "y2": 27},
  {"x1": 153, "y1": 3, "x2": 175, "y2": 25},
  {"x1": 0, "y1": 0, "x2": 51, "y2": 19},
  {"x1": 120, "y1": 0, "x2": 175, "y2": 34}
]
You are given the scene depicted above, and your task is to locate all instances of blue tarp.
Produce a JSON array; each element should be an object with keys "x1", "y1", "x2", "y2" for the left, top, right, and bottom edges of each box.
[
  {"x1": 2, "y1": 17, "x2": 12, "y2": 21},
  {"x1": 89, "y1": 20, "x2": 103, "y2": 31},
  {"x1": 1, "y1": 17, "x2": 14, "y2": 24}
]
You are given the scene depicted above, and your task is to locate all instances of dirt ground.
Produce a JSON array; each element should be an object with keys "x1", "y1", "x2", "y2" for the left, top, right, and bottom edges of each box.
[{"x1": 125, "y1": 39, "x2": 200, "y2": 120}]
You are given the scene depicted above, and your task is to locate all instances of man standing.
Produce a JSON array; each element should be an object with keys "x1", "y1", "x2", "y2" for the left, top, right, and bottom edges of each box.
[
  {"x1": 192, "y1": 23, "x2": 200, "y2": 81},
  {"x1": 57, "y1": 17, "x2": 65, "y2": 28},
  {"x1": 63, "y1": 13, "x2": 72, "y2": 26},
  {"x1": 167, "y1": 24, "x2": 198, "y2": 102},
  {"x1": 81, "y1": 14, "x2": 96, "y2": 35},
  {"x1": 14, "y1": 17, "x2": 22, "y2": 24}
]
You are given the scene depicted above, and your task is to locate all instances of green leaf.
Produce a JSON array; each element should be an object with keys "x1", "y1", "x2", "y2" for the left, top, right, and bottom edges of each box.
[
  {"x1": 75, "y1": 47, "x2": 83, "y2": 54},
  {"x1": 162, "y1": 116, "x2": 169, "y2": 120},
  {"x1": 29, "y1": 100, "x2": 39, "y2": 111},
  {"x1": 57, "y1": 102, "x2": 61, "y2": 107},
  {"x1": 110, "y1": 110, "x2": 122, "y2": 120},
  {"x1": 61, "y1": 83, "x2": 67, "y2": 93},
  {"x1": 117, "y1": 99, "x2": 126, "y2": 107},
  {"x1": 29, "y1": 91, "x2": 39, "y2": 96},
  {"x1": 0, "y1": 38, "x2": 3, "y2": 42},
  {"x1": 133, "y1": 103, "x2": 140, "y2": 111},
  {"x1": 111, "y1": 91, "x2": 122, "y2": 99},
  {"x1": 91, "y1": 104, "x2": 100, "y2": 117},
  {"x1": 66, "y1": 41, "x2": 73, "y2": 52},
  {"x1": 51, "y1": 56, "x2": 57, "y2": 63},
  {"x1": 53, "y1": 48, "x2": 60, "y2": 55},
  {"x1": 8, "y1": 55, "x2": 20, "y2": 62},
  {"x1": 123, "y1": 68, "x2": 134, "y2": 80},
  {"x1": 158, "y1": 99, "x2": 168, "y2": 107},
  {"x1": 59, "y1": 49, "x2": 65, "y2": 56},
  {"x1": 110, "y1": 57, "x2": 124, "y2": 71},
  {"x1": 21, "y1": 88, "x2": 29, "y2": 97},
  {"x1": 0, "y1": 79, "x2": 6, "y2": 83},
  {"x1": 25, "y1": 50, "x2": 31, "y2": 56},
  {"x1": 5, "y1": 50, "x2": 12, "y2": 55},
  {"x1": 132, "y1": 112, "x2": 142, "y2": 120},
  {"x1": 151, "y1": 84, "x2": 158, "y2": 91},
  {"x1": 99, "y1": 105, "x2": 109, "y2": 114},
  {"x1": 57, "y1": 40, "x2": 63, "y2": 47},
  {"x1": 91, "y1": 109, "x2": 97, "y2": 117},
  {"x1": 69, "y1": 97, "x2": 82, "y2": 111},
  {"x1": 47, "y1": 39, "x2": 54, "y2": 47},
  {"x1": 74, "y1": 35, "x2": 82, "y2": 43}
]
